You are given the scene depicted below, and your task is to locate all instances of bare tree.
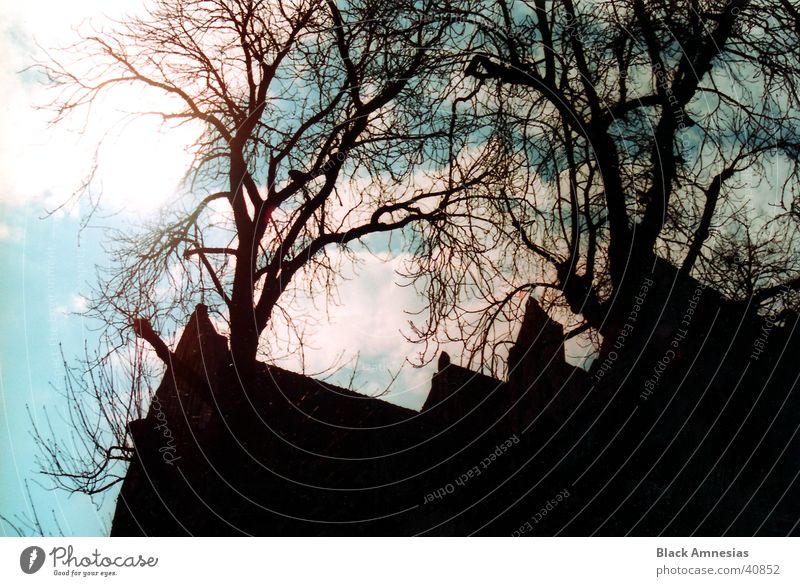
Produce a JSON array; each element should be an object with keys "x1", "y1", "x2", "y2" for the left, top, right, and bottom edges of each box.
[
  {"x1": 407, "y1": 0, "x2": 800, "y2": 370},
  {"x1": 41, "y1": 0, "x2": 471, "y2": 372},
  {"x1": 0, "y1": 479, "x2": 67, "y2": 537},
  {"x1": 33, "y1": 0, "x2": 481, "y2": 495},
  {"x1": 29, "y1": 342, "x2": 153, "y2": 495}
]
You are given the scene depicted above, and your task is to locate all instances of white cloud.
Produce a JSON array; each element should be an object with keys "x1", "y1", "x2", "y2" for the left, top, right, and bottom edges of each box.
[
  {"x1": 0, "y1": 1, "x2": 200, "y2": 218},
  {"x1": 0, "y1": 222, "x2": 22, "y2": 241},
  {"x1": 69, "y1": 293, "x2": 88, "y2": 313},
  {"x1": 268, "y1": 249, "x2": 440, "y2": 410}
]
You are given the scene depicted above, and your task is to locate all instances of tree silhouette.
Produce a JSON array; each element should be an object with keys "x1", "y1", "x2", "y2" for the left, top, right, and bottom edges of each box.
[
  {"x1": 408, "y1": 0, "x2": 800, "y2": 369},
  {"x1": 42, "y1": 0, "x2": 471, "y2": 370},
  {"x1": 33, "y1": 0, "x2": 476, "y2": 494}
]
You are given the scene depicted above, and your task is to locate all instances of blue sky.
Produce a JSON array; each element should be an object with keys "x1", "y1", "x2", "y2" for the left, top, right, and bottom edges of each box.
[
  {"x1": 0, "y1": 203, "x2": 118, "y2": 535},
  {"x1": 0, "y1": 0, "x2": 188, "y2": 535},
  {"x1": 0, "y1": 0, "x2": 117, "y2": 536}
]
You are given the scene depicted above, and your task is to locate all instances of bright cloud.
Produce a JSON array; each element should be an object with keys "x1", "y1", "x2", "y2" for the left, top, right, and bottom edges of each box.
[
  {"x1": 268, "y1": 249, "x2": 440, "y2": 409},
  {"x1": 0, "y1": 222, "x2": 22, "y2": 241},
  {"x1": 0, "y1": 0, "x2": 199, "y2": 216}
]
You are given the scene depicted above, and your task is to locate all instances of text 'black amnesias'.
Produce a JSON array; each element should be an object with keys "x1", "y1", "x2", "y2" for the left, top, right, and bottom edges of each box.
[{"x1": 657, "y1": 548, "x2": 749, "y2": 558}]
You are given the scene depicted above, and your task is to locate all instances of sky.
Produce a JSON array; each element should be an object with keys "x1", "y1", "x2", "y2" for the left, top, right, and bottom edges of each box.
[
  {"x1": 0, "y1": 0, "x2": 446, "y2": 537},
  {"x1": 0, "y1": 0, "x2": 143, "y2": 536}
]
